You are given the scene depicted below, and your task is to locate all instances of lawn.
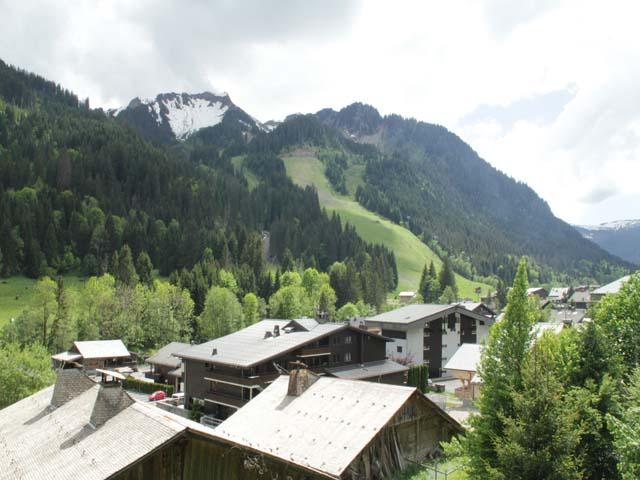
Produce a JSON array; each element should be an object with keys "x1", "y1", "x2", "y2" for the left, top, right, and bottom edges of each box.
[
  {"x1": 0, "y1": 275, "x2": 87, "y2": 327},
  {"x1": 281, "y1": 153, "x2": 490, "y2": 297},
  {"x1": 230, "y1": 155, "x2": 260, "y2": 190},
  {"x1": 395, "y1": 458, "x2": 468, "y2": 480}
]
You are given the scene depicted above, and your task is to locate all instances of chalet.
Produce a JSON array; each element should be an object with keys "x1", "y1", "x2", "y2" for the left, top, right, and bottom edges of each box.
[
  {"x1": 527, "y1": 287, "x2": 549, "y2": 299},
  {"x1": 569, "y1": 290, "x2": 591, "y2": 309},
  {"x1": 175, "y1": 318, "x2": 406, "y2": 420},
  {"x1": 0, "y1": 367, "x2": 462, "y2": 480},
  {"x1": 548, "y1": 287, "x2": 570, "y2": 304},
  {"x1": 215, "y1": 368, "x2": 463, "y2": 478},
  {"x1": 51, "y1": 339, "x2": 132, "y2": 371},
  {"x1": 398, "y1": 290, "x2": 416, "y2": 303},
  {"x1": 443, "y1": 343, "x2": 482, "y2": 400},
  {"x1": 146, "y1": 341, "x2": 190, "y2": 392},
  {"x1": 591, "y1": 275, "x2": 631, "y2": 303},
  {"x1": 365, "y1": 303, "x2": 495, "y2": 378}
]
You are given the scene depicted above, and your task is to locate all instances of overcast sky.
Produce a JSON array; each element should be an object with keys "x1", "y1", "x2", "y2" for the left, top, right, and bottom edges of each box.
[{"x1": 1, "y1": 0, "x2": 638, "y2": 225}]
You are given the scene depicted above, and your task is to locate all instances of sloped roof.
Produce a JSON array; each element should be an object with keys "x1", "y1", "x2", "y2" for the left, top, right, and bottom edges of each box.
[
  {"x1": 592, "y1": 275, "x2": 631, "y2": 295},
  {"x1": 325, "y1": 359, "x2": 408, "y2": 380},
  {"x1": 569, "y1": 290, "x2": 591, "y2": 303},
  {"x1": 444, "y1": 344, "x2": 482, "y2": 373},
  {"x1": 366, "y1": 304, "x2": 489, "y2": 328},
  {"x1": 72, "y1": 340, "x2": 130, "y2": 360},
  {"x1": 146, "y1": 341, "x2": 191, "y2": 368},
  {"x1": 175, "y1": 320, "x2": 351, "y2": 367},
  {"x1": 548, "y1": 287, "x2": 569, "y2": 299},
  {"x1": 215, "y1": 375, "x2": 456, "y2": 478},
  {"x1": 531, "y1": 322, "x2": 565, "y2": 338},
  {"x1": 0, "y1": 384, "x2": 186, "y2": 480}
]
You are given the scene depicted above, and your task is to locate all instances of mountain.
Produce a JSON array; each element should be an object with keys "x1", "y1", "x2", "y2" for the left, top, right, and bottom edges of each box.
[
  {"x1": 575, "y1": 220, "x2": 640, "y2": 265},
  {"x1": 311, "y1": 103, "x2": 630, "y2": 283},
  {"x1": 112, "y1": 91, "x2": 263, "y2": 144},
  {"x1": 0, "y1": 59, "x2": 397, "y2": 310}
]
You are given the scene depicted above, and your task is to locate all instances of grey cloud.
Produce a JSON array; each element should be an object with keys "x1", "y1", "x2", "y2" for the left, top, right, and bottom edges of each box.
[
  {"x1": 580, "y1": 185, "x2": 618, "y2": 204},
  {"x1": 459, "y1": 87, "x2": 576, "y2": 130}
]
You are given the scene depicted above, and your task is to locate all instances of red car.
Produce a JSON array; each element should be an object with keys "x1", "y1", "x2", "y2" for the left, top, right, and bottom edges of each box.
[{"x1": 148, "y1": 390, "x2": 167, "y2": 401}]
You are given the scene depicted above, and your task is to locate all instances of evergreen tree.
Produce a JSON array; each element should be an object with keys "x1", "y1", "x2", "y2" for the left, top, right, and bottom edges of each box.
[
  {"x1": 113, "y1": 245, "x2": 138, "y2": 287},
  {"x1": 136, "y1": 251, "x2": 154, "y2": 288},
  {"x1": 493, "y1": 335, "x2": 581, "y2": 480},
  {"x1": 463, "y1": 257, "x2": 535, "y2": 477},
  {"x1": 496, "y1": 279, "x2": 508, "y2": 309},
  {"x1": 48, "y1": 276, "x2": 74, "y2": 353},
  {"x1": 438, "y1": 256, "x2": 457, "y2": 297}
]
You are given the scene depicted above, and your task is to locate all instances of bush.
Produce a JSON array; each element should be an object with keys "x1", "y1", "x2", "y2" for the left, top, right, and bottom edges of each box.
[
  {"x1": 407, "y1": 364, "x2": 429, "y2": 393},
  {"x1": 123, "y1": 376, "x2": 174, "y2": 396}
]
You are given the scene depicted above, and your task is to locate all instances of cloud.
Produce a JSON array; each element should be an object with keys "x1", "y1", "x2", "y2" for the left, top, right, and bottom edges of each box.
[
  {"x1": 0, "y1": 0, "x2": 639, "y2": 224},
  {"x1": 580, "y1": 185, "x2": 618, "y2": 204}
]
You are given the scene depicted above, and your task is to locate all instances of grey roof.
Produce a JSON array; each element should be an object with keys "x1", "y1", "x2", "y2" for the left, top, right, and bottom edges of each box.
[
  {"x1": 365, "y1": 303, "x2": 489, "y2": 328},
  {"x1": 176, "y1": 319, "x2": 348, "y2": 367},
  {"x1": 444, "y1": 344, "x2": 482, "y2": 373},
  {"x1": 325, "y1": 359, "x2": 409, "y2": 380},
  {"x1": 569, "y1": 290, "x2": 591, "y2": 303},
  {"x1": 0, "y1": 384, "x2": 187, "y2": 480},
  {"x1": 72, "y1": 340, "x2": 131, "y2": 359},
  {"x1": 146, "y1": 341, "x2": 191, "y2": 368},
  {"x1": 548, "y1": 287, "x2": 569, "y2": 299},
  {"x1": 216, "y1": 375, "x2": 445, "y2": 478},
  {"x1": 592, "y1": 275, "x2": 631, "y2": 295}
]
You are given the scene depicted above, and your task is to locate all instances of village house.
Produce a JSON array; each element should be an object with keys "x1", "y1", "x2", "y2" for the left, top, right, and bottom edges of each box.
[
  {"x1": 146, "y1": 341, "x2": 190, "y2": 392},
  {"x1": 398, "y1": 290, "x2": 416, "y2": 303},
  {"x1": 590, "y1": 275, "x2": 631, "y2": 303},
  {"x1": 569, "y1": 289, "x2": 592, "y2": 309},
  {"x1": 527, "y1": 287, "x2": 549, "y2": 300},
  {"x1": 548, "y1": 287, "x2": 570, "y2": 304},
  {"x1": 0, "y1": 367, "x2": 462, "y2": 480},
  {"x1": 51, "y1": 339, "x2": 133, "y2": 371},
  {"x1": 175, "y1": 318, "x2": 407, "y2": 421},
  {"x1": 364, "y1": 303, "x2": 495, "y2": 378}
]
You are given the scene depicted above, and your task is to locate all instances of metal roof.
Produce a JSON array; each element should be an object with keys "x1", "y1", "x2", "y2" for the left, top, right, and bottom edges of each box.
[
  {"x1": 325, "y1": 359, "x2": 408, "y2": 380},
  {"x1": 444, "y1": 344, "x2": 482, "y2": 373},
  {"x1": 72, "y1": 340, "x2": 131, "y2": 360},
  {"x1": 0, "y1": 384, "x2": 187, "y2": 480},
  {"x1": 146, "y1": 341, "x2": 191, "y2": 368},
  {"x1": 592, "y1": 275, "x2": 631, "y2": 295},
  {"x1": 215, "y1": 375, "x2": 419, "y2": 478},
  {"x1": 548, "y1": 287, "x2": 569, "y2": 299},
  {"x1": 175, "y1": 320, "x2": 348, "y2": 367},
  {"x1": 51, "y1": 351, "x2": 82, "y2": 362},
  {"x1": 366, "y1": 304, "x2": 489, "y2": 328}
]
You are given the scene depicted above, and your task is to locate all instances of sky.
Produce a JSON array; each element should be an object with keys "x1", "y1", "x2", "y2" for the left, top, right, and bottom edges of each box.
[{"x1": 0, "y1": 0, "x2": 638, "y2": 225}]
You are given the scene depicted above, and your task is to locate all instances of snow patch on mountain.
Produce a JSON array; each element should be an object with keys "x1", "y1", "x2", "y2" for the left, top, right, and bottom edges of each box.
[{"x1": 577, "y1": 219, "x2": 640, "y2": 231}]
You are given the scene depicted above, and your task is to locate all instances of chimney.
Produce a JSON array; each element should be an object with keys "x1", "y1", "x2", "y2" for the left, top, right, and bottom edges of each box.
[
  {"x1": 89, "y1": 383, "x2": 134, "y2": 428},
  {"x1": 50, "y1": 368, "x2": 96, "y2": 409},
  {"x1": 273, "y1": 325, "x2": 280, "y2": 337},
  {"x1": 287, "y1": 363, "x2": 319, "y2": 396}
]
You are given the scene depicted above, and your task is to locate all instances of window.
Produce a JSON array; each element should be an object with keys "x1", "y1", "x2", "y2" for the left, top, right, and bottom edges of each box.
[
  {"x1": 397, "y1": 346, "x2": 403, "y2": 353},
  {"x1": 344, "y1": 352, "x2": 352, "y2": 362},
  {"x1": 442, "y1": 344, "x2": 447, "y2": 349},
  {"x1": 345, "y1": 335, "x2": 352, "y2": 344},
  {"x1": 441, "y1": 357, "x2": 447, "y2": 362},
  {"x1": 424, "y1": 345, "x2": 431, "y2": 351}
]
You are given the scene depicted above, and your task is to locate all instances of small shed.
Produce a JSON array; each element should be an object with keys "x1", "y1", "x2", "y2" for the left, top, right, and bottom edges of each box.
[
  {"x1": 398, "y1": 291, "x2": 416, "y2": 303},
  {"x1": 443, "y1": 344, "x2": 483, "y2": 400},
  {"x1": 52, "y1": 339, "x2": 132, "y2": 370}
]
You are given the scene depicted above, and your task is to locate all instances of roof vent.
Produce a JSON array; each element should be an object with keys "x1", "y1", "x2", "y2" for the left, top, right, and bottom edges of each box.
[
  {"x1": 273, "y1": 325, "x2": 280, "y2": 337},
  {"x1": 89, "y1": 384, "x2": 134, "y2": 429},
  {"x1": 211, "y1": 348, "x2": 217, "y2": 356},
  {"x1": 264, "y1": 331, "x2": 273, "y2": 339},
  {"x1": 283, "y1": 326, "x2": 294, "y2": 334},
  {"x1": 50, "y1": 368, "x2": 96, "y2": 409}
]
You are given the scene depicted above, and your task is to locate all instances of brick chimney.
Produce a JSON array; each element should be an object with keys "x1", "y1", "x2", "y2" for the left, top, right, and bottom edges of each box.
[
  {"x1": 287, "y1": 364, "x2": 319, "y2": 396},
  {"x1": 89, "y1": 383, "x2": 134, "y2": 428},
  {"x1": 50, "y1": 368, "x2": 96, "y2": 408}
]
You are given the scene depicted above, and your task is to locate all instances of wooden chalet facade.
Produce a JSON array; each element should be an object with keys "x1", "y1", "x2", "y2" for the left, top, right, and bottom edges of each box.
[{"x1": 175, "y1": 319, "x2": 405, "y2": 420}]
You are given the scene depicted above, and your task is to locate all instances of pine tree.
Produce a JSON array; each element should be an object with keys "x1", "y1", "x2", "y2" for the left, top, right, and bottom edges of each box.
[
  {"x1": 463, "y1": 257, "x2": 535, "y2": 477},
  {"x1": 136, "y1": 251, "x2": 154, "y2": 288},
  {"x1": 113, "y1": 245, "x2": 138, "y2": 287},
  {"x1": 438, "y1": 256, "x2": 457, "y2": 297}
]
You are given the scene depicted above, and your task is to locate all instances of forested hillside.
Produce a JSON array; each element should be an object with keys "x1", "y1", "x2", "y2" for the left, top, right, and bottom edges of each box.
[
  {"x1": 315, "y1": 103, "x2": 630, "y2": 284},
  {"x1": 0, "y1": 59, "x2": 397, "y2": 310}
]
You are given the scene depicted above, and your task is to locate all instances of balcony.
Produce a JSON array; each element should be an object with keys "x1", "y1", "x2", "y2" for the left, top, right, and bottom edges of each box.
[
  {"x1": 203, "y1": 390, "x2": 246, "y2": 409},
  {"x1": 297, "y1": 347, "x2": 331, "y2": 358}
]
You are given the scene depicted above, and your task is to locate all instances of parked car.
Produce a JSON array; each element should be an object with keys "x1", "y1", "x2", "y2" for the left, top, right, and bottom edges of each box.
[{"x1": 148, "y1": 390, "x2": 167, "y2": 401}]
